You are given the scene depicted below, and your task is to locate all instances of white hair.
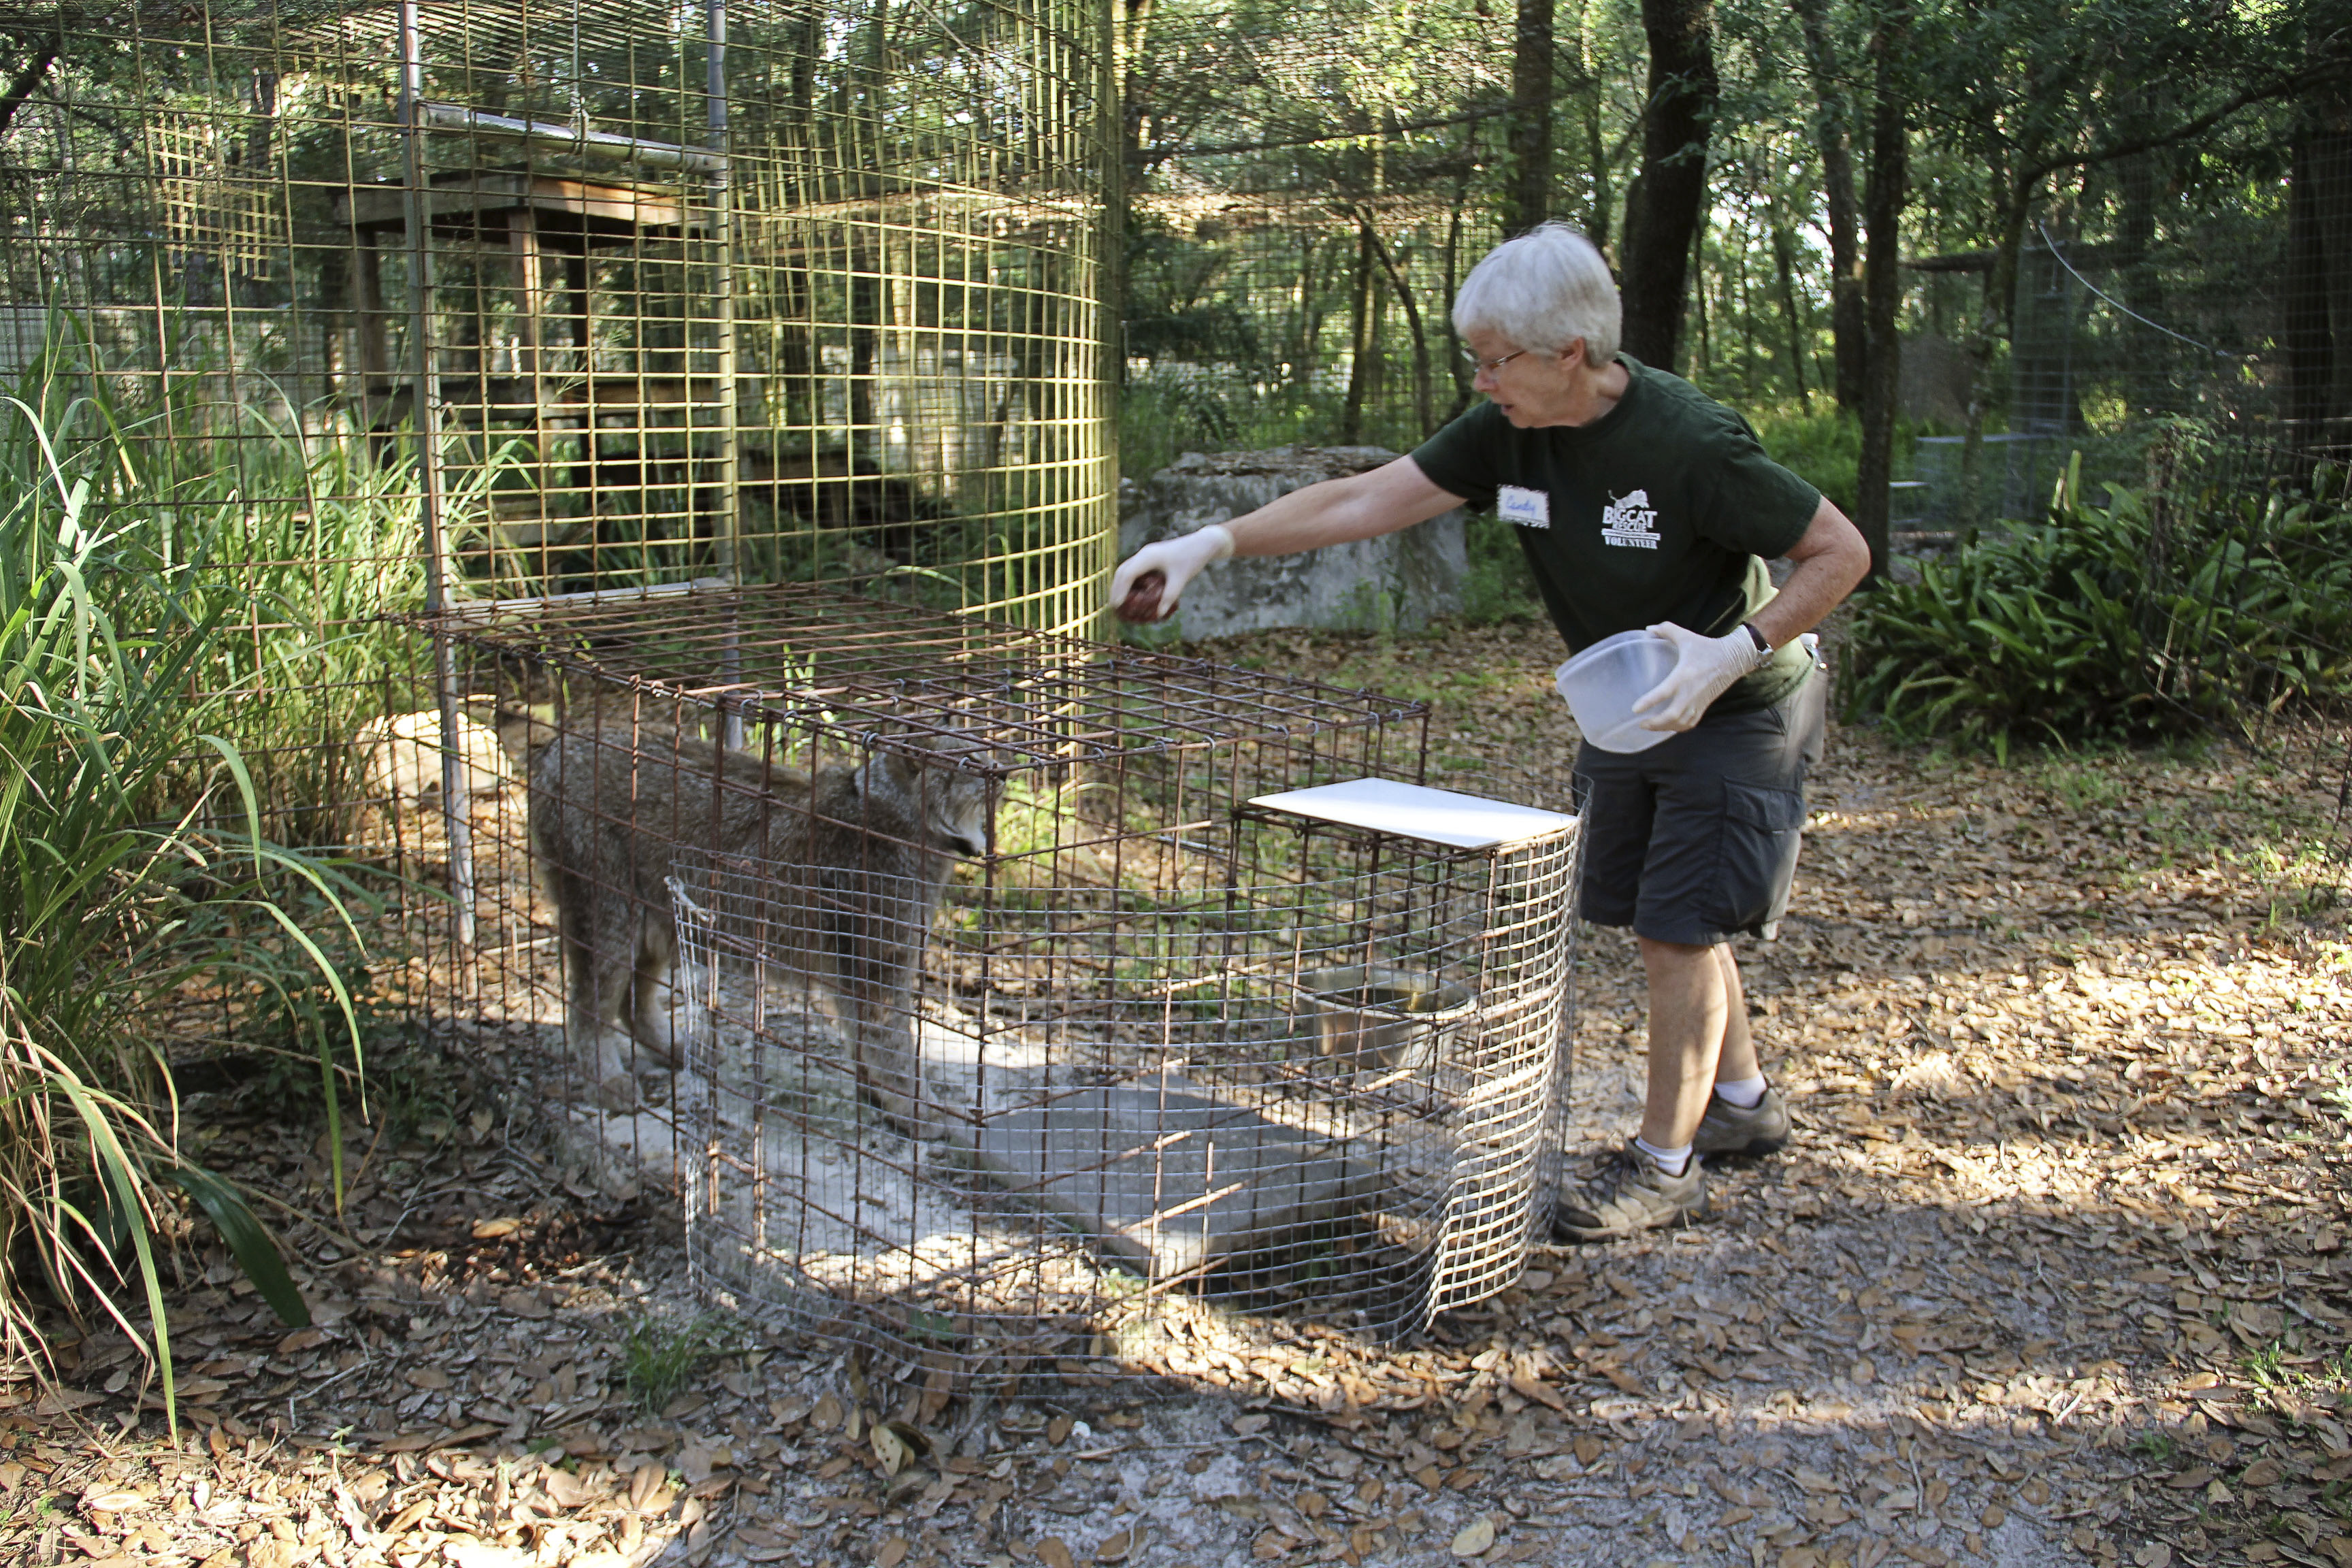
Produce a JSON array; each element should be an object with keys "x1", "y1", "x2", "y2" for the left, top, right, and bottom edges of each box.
[{"x1": 1451, "y1": 223, "x2": 1622, "y2": 363}]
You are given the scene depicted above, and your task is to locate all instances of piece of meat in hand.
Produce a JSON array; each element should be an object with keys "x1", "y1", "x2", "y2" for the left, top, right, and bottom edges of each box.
[{"x1": 1116, "y1": 568, "x2": 1167, "y2": 623}]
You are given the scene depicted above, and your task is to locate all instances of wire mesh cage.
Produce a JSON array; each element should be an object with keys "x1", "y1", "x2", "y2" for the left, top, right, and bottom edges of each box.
[
  {"x1": 1, "y1": 0, "x2": 1115, "y2": 752},
  {"x1": 402, "y1": 581, "x2": 1580, "y2": 1375}
]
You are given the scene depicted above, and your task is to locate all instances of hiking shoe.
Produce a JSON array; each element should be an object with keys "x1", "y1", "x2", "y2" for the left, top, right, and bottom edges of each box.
[
  {"x1": 1552, "y1": 1139, "x2": 1708, "y2": 1242},
  {"x1": 1693, "y1": 1085, "x2": 1791, "y2": 1156}
]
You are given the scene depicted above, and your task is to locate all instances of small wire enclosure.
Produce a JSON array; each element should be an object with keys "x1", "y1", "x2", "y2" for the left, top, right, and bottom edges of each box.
[{"x1": 410, "y1": 582, "x2": 1579, "y2": 1371}]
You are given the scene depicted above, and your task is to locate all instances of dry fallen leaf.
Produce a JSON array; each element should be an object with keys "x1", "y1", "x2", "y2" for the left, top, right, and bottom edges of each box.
[
  {"x1": 872, "y1": 1424, "x2": 910, "y2": 1478},
  {"x1": 1095, "y1": 1527, "x2": 1134, "y2": 1563},
  {"x1": 1034, "y1": 1537, "x2": 1075, "y2": 1568},
  {"x1": 446, "y1": 1545, "x2": 532, "y2": 1568},
  {"x1": 875, "y1": 1537, "x2": 909, "y2": 1568},
  {"x1": 1450, "y1": 1516, "x2": 1497, "y2": 1558}
]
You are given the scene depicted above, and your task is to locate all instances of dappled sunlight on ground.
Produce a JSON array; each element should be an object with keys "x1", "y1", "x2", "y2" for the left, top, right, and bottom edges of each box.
[{"x1": 3, "y1": 615, "x2": 2345, "y2": 1568}]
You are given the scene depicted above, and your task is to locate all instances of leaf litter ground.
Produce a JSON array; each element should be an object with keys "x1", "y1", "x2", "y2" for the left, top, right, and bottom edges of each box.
[{"x1": 5, "y1": 614, "x2": 2348, "y2": 1568}]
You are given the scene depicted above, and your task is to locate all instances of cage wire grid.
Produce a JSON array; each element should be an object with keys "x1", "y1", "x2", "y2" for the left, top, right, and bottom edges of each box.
[
  {"x1": 1, "y1": 0, "x2": 1126, "y2": 1204},
  {"x1": 2, "y1": 0, "x2": 1115, "y2": 647},
  {"x1": 404, "y1": 580, "x2": 1581, "y2": 1376}
]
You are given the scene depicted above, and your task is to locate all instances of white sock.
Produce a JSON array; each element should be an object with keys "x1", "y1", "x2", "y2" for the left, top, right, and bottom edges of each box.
[
  {"x1": 1714, "y1": 1075, "x2": 1767, "y2": 1109},
  {"x1": 1633, "y1": 1136, "x2": 1693, "y2": 1175}
]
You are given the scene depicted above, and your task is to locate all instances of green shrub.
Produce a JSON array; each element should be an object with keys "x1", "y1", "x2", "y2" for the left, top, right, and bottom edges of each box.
[
  {"x1": 0, "y1": 356, "x2": 374, "y2": 1428},
  {"x1": 1746, "y1": 404, "x2": 1927, "y2": 519},
  {"x1": 1458, "y1": 508, "x2": 1544, "y2": 623},
  {"x1": 1843, "y1": 453, "x2": 2352, "y2": 757}
]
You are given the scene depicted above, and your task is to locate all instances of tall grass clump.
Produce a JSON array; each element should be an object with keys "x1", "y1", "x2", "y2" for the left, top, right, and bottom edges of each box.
[
  {"x1": 1, "y1": 353, "x2": 377, "y2": 1426},
  {"x1": 1844, "y1": 452, "x2": 2352, "y2": 758}
]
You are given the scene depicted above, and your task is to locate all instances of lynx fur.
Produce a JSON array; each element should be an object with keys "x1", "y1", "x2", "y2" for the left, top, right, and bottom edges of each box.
[{"x1": 525, "y1": 725, "x2": 996, "y2": 1132}]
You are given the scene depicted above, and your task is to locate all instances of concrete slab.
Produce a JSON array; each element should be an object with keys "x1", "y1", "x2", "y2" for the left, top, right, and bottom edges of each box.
[{"x1": 973, "y1": 1083, "x2": 1369, "y2": 1279}]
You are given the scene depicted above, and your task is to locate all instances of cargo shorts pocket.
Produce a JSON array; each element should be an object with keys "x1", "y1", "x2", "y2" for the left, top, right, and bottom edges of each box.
[{"x1": 1708, "y1": 779, "x2": 1808, "y2": 936}]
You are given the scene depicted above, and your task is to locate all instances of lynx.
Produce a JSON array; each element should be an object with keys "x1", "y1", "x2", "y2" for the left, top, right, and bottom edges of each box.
[{"x1": 526, "y1": 723, "x2": 997, "y2": 1133}]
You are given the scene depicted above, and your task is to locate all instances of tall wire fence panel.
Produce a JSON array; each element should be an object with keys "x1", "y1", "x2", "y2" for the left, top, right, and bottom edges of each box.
[
  {"x1": 0, "y1": 0, "x2": 1118, "y2": 1150},
  {"x1": 1884, "y1": 135, "x2": 2352, "y2": 919},
  {"x1": 400, "y1": 582, "x2": 1580, "y2": 1382},
  {"x1": 0, "y1": 0, "x2": 1117, "y2": 836},
  {"x1": 1115, "y1": 0, "x2": 1512, "y2": 474},
  {"x1": 5, "y1": 0, "x2": 1115, "y2": 623},
  {"x1": 1906, "y1": 226, "x2": 2296, "y2": 530},
  {"x1": 2127, "y1": 427, "x2": 2352, "y2": 912}
]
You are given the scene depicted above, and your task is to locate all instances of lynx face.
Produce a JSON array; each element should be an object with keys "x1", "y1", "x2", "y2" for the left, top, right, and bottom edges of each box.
[{"x1": 866, "y1": 745, "x2": 998, "y2": 862}]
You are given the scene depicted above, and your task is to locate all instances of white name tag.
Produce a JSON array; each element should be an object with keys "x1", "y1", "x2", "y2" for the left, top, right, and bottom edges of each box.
[{"x1": 1497, "y1": 485, "x2": 1549, "y2": 529}]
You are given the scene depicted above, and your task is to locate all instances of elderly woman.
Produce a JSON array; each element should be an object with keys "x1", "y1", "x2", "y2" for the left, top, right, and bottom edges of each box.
[{"x1": 1111, "y1": 223, "x2": 1872, "y2": 1241}]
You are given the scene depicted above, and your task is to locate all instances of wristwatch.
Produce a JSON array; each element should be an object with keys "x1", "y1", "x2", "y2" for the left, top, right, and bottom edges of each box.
[{"x1": 1741, "y1": 621, "x2": 1775, "y2": 668}]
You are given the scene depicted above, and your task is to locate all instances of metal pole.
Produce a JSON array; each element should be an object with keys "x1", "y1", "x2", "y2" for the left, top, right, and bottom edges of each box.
[
  {"x1": 402, "y1": 1, "x2": 476, "y2": 949},
  {"x1": 708, "y1": 0, "x2": 744, "y2": 750}
]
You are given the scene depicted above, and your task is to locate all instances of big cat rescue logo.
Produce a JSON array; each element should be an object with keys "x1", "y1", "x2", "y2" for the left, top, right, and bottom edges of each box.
[{"x1": 1601, "y1": 489, "x2": 1661, "y2": 549}]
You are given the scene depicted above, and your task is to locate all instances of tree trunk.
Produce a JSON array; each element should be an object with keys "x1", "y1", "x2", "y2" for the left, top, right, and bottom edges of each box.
[
  {"x1": 1341, "y1": 218, "x2": 1377, "y2": 444},
  {"x1": 2287, "y1": 132, "x2": 2338, "y2": 436},
  {"x1": 1504, "y1": 0, "x2": 1556, "y2": 235},
  {"x1": 1443, "y1": 159, "x2": 1475, "y2": 419},
  {"x1": 1618, "y1": 0, "x2": 1718, "y2": 371},
  {"x1": 1366, "y1": 218, "x2": 1434, "y2": 436},
  {"x1": 2317, "y1": 126, "x2": 2352, "y2": 427},
  {"x1": 1290, "y1": 231, "x2": 1320, "y2": 387},
  {"x1": 0, "y1": 37, "x2": 58, "y2": 144},
  {"x1": 1790, "y1": 0, "x2": 1863, "y2": 411},
  {"x1": 1583, "y1": 86, "x2": 1612, "y2": 252},
  {"x1": 1688, "y1": 219, "x2": 1710, "y2": 377},
  {"x1": 1772, "y1": 223, "x2": 1811, "y2": 408},
  {"x1": 2114, "y1": 148, "x2": 2161, "y2": 411},
  {"x1": 1854, "y1": 3, "x2": 1907, "y2": 585}
]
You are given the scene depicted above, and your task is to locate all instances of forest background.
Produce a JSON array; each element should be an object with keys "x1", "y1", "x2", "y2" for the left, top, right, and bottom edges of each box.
[{"x1": 1109, "y1": 0, "x2": 2351, "y2": 585}]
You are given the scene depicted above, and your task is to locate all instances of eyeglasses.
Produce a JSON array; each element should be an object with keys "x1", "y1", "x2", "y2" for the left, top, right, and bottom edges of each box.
[{"x1": 1464, "y1": 348, "x2": 1529, "y2": 376}]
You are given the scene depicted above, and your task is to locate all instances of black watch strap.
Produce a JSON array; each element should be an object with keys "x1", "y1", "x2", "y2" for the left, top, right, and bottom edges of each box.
[{"x1": 1742, "y1": 621, "x2": 1774, "y2": 659}]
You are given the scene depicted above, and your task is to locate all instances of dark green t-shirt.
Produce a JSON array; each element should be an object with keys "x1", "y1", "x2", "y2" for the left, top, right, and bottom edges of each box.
[{"x1": 1410, "y1": 355, "x2": 1821, "y2": 715}]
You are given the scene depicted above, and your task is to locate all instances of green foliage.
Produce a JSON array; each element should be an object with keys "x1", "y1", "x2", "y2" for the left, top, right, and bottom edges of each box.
[
  {"x1": 1747, "y1": 405, "x2": 1925, "y2": 521},
  {"x1": 0, "y1": 337, "x2": 378, "y2": 1431},
  {"x1": 11, "y1": 319, "x2": 431, "y2": 848},
  {"x1": 1456, "y1": 509, "x2": 1544, "y2": 624},
  {"x1": 619, "y1": 1313, "x2": 728, "y2": 1414},
  {"x1": 1842, "y1": 453, "x2": 2352, "y2": 755},
  {"x1": 1750, "y1": 406, "x2": 1865, "y2": 519}
]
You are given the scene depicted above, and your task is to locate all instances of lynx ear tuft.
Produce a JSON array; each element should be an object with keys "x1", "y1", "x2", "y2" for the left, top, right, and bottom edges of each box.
[{"x1": 877, "y1": 746, "x2": 922, "y2": 792}]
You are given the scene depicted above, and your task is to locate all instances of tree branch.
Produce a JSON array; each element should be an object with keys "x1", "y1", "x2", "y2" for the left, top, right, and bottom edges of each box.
[
  {"x1": 0, "y1": 36, "x2": 59, "y2": 143},
  {"x1": 2022, "y1": 61, "x2": 2349, "y2": 189}
]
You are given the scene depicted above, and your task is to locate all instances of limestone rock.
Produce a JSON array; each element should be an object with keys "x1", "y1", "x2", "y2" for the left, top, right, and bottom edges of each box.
[
  {"x1": 1120, "y1": 446, "x2": 1468, "y2": 637},
  {"x1": 359, "y1": 708, "x2": 510, "y2": 802}
]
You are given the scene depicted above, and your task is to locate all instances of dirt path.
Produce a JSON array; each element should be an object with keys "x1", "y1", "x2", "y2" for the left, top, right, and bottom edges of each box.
[{"x1": 5, "y1": 617, "x2": 2347, "y2": 1568}]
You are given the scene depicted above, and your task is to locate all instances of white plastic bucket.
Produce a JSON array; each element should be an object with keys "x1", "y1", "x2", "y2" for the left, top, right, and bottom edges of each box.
[{"x1": 1554, "y1": 629, "x2": 1679, "y2": 754}]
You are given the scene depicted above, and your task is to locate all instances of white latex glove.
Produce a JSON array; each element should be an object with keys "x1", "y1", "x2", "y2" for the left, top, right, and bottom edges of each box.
[
  {"x1": 1631, "y1": 621, "x2": 1771, "y2": 733},
  {"x1": 1108, "y1": 524, "x2": 1235, "y2": 623}
]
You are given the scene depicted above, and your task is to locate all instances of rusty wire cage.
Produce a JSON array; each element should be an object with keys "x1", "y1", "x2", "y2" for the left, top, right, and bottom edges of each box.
[
  {"x1": 4, "y1": 0, "x2": 1588, "y2": 1375},
  {"x1": 405, "y1": 581, "x2": 1580, "y2": 1373},
  {"x1": 0, "y1": 0, "x2": 1116, "y2": 857}
]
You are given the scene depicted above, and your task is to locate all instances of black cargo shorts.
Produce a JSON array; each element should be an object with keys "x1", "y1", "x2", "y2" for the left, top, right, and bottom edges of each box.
[{"x1": 1573, "y1": 657, "x2": 1828, "y2": 947}]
